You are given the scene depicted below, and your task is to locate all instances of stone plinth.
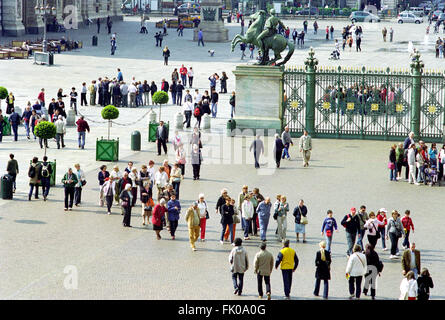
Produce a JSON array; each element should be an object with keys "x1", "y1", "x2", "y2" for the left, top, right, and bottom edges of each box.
[
  {"x1": 2, "y1": 0, "x2": 26, "y2": 36},
  {"x1": 193, "y1": 0, "x2": 228, "y2": 42},
  {"x1": 232, "y1": 65, "x2": 284, "y2": 132}
]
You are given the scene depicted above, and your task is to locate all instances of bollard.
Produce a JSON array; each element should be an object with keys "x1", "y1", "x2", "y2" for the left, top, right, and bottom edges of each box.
[
  {"x1": 131, "y1": 131, "x2": 141, "y2": 151},
  {"x1": 148, "y1": 109, "x2": 157, "y2": 124},
  {"x1": 66, "y1": 109, "x2": 76, "y2": 126},
  {"x1": 202, "y1": 114, "x2": 211, "y2": 130},
  {"x1": 175, "y1": 112, "x2": 184, "y2": 130}
]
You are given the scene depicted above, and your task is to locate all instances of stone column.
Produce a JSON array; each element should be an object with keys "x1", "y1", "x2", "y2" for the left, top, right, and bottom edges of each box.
[
  {"x1": 2, "y1": 0, "x2": 26, "y2": 36},
  {"x1": 232, "y1": 65, "x2": 284, "y2": 132},
  {"x1": 410, "y1": 53, "x2": 424, "y2": 139},
  {"x1": 193, "y1": 0, "x2": 228, "y2": 42}
]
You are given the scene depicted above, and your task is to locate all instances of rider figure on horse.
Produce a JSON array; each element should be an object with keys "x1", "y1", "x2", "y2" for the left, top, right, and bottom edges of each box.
[{"x1": 257, "y1": 8, "x2": 286, "y2": 63}]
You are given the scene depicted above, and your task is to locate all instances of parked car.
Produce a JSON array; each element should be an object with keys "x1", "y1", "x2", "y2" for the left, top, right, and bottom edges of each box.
[
  {"x1": 350, "y1": 11, "x2": 381, "y2": 22},
  {"x1": 177, "y1": 3, "x2": 201, "y2": 14},
  {"x1": 296, "y1": 7, "x2": 319, "y2": 16},
  {"x1": 410, "y1": 7, "x2": 425, "y2": 16},
  {"x1": 397, "y1": 12, "x2": 423, "y2": 23}
]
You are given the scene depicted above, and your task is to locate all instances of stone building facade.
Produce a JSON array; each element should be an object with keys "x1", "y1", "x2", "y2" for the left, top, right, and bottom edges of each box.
[{"x1": 0, "y1": 0, "x2": 123, "y2": 37}]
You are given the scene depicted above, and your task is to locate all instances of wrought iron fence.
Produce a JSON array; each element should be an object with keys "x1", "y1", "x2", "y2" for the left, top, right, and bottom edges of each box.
[{"x1": 282, "y1": 50, "x2": 445, "y2": 142}]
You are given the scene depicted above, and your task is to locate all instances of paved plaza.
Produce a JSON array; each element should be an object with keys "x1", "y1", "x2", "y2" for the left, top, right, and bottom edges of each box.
[{"x1": 0, "y1": 16, "x2": 444, "y2": 300}]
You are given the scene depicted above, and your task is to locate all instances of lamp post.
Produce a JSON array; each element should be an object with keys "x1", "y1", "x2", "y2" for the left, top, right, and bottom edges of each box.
[{"x1": 34, "y1": 2, "x2": 56, "y2": 53}]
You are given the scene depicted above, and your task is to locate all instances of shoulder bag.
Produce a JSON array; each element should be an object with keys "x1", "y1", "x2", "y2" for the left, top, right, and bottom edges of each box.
[
  {"x1": 372, "y1": 221, "x2": 381, "y2": 239},
  {"x1": 299, "y1": 206, "x2": 308, "y2": 225}
]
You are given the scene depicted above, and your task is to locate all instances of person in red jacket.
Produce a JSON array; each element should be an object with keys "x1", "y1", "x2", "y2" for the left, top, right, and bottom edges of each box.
[
  {"x1": 179, "y1": 64, "x2": 188, "y2": 87},
  {"x1": 152, "y1": 198, "x2": 167, "y2": 240},
  {"x1": 401, "y1": 210, "x2": 415, "y2": 249},
  {"x1": 37, "y1": 88, "x2": 45, "y2": 108},
  {"x1": 376, "y1": 208, "x2": 388, "y2": 251},
  {"x1": 75, "y1": 115, "x2": 90, "y2": 149}
]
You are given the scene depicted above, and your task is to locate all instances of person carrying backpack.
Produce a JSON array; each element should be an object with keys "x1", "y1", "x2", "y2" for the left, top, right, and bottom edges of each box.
[
  {"x1": 194, "y1": 102, "x2": 202, "y2": 128},
  {"x1": 40, "y1": 156, "x2": 53, "y2": 201},
  {"x1": 28, "y1": 157, "x2": 42, "y2": 201}
]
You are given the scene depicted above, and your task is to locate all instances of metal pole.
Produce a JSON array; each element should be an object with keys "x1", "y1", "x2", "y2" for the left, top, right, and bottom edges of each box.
[
  {"x1": 304, "y1": 48, "x2": 317, "y2": 136},
  {"x1": 43, "y1": 1, "x2": 47, "y2": 54}
]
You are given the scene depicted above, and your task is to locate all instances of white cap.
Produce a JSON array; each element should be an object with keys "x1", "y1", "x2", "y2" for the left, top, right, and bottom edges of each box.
[{"x1": 379, "y1": 208, "x2": 387, "y2": 213}]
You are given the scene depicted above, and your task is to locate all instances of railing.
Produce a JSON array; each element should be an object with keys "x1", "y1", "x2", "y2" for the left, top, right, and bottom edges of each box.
[{"x1": 282, "y1": 49, "x2": 445, "y2": 142}]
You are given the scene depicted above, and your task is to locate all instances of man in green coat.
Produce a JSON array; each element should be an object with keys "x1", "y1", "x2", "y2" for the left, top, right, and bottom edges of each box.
[
  {"x1": 62, "y1": 168, "x2": 78, "y2": 211},
  {"x1": 6, "y1": 153, "x2": 19, "y2": 192}
]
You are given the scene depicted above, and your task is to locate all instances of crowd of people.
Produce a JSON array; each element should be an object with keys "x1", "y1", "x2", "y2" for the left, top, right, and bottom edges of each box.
[{"x1": 388, "y1": 132, "x2": 445, "y2": 185}]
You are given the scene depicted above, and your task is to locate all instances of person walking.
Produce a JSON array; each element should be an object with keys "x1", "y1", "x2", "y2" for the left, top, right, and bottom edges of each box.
[
  {"x1": 102, "y1": 177, "x2": 114, "y2": 215},
  {"x1": 89, "y1": 80, "x2": 97, "y2": 106},
  {"x1": 141, "y1": 180, "x2": 154, "y2": 225},
  {"x1": 162, "y1": 46, "x2": 170, "y2": 65},
  {"x1": 54, "y1": 115, "x2": 66, "y2": 149},
  {"x1": 402, "y1": 243, "x2": 421, "y2": 279},
  {"x1": 240, "y1": 42, "x2": 246, "y2": 59},
  {"x1": 6, "y1": 153, "x2": 19, "y2": 193},
  {"x1": 210, "y1": 88, "x2": 218, "y2": 118},
  {"x1": 314, "y1": 241, "x2": 331, "y2": 299},
  {"x1": 152, "y1": 199, "x2": 167, "y2": 240},
  {"x1": 74, "y1": 163, "x2": 85, "y2": 207},
  {"x1": 387, "y1": 210, "x2": 404, "y2": 259},
  {"x1": 167, "y1": 193, "x2": 181, "y2": 240},
  {"x1": 229, "y1": 238, "x2": 249, "y2": 296},
  {"x1": 341, "y1": 207, "x2": 360, "y2": 256},
  {"x1": 39, "y1": 156, "x2": 52, "y2": 201},
  {"x1": 197, "y1": 194, "x2": 208, "y2": 241},
  {"x1": 382, "y1": 27, "x2": 387, "y2": 42},
  {"x1": 28, "y1": 157, "x2": 42, "y2": 201},
  {"x1": 273, "y1": 134, "x2": 285, "y2": 168},
  {"x1": 299, "y1": 130, "x2": 312, "y2": 167},
  {"x1": 417, "y1": 268, "x2": 434, "y2": 301},
  {"x1": 220, "y1": 197, "x2": 234, "y2": 244},
  {"x1": 281, "y1": 126, "x2": 293, "y2": 160},
  {"x1": 321, "y1": 210, "x2": 338, "y2": 253},
  {"x1": 187, "y1": 67, "x2": 194, "y2": 88},
  {"x1": 9, "y1": 108, "x2": 21, "y2": 141},
  {"x1": 389, "y1": 27, "x2": 394, "y2": 42},
  {"x1": 197, "y1": 29, "x2": 205, "y2": 46},
  {"x1": 120, "y1": 184, "x2": 133, "y2": 227},
  {"x1": 76, "y1": 116, "x2": 90, "y2": 149},
  {"x1": 62, "y1": 168, "x2": 78, "y2": 211},
  {"x1": 220, "y1": 72, "x2": 228, "y2": 94},
  {"x1": 275, "y1": 239, "x2": 299, "y2": 299},
  {"x1": 376, "y1": 208, "x2": 388, "y2": 251},
  {"x1": 191, "y1": 143, "x2": 202, "y2": 180},
  {"x1": 399, "y1": 271, "x2": 418, "y2": 300},
  {"x1": 401, "y1": 210, "x2": 415, "y2": 249},
  {"x1": 156, "y1": 121, "x2": 168, "y2": 156},
  {"x1": 356, "y1": 205, "x2": 369, "y2": 250},
  {"x1": 346, "y1": 244, "x2": 367, "y2": 300},
  {"x1": 362, "y1": 244, "x2": 383, "y2": 300},
  {"x1": 276, "y1": 196, "x2": 289, "y2": 242},
  {"x1": 250, "y1": 135, "x2": 264, "y2": 169},
  {"x1": 241, "y1": 194, "x2": 254, "y2": 240},
  {"x1": 363, "y1": 211, "x2": 385, "y2": 249},
  {"x1": 257, "y1": 197, "x2": 271, "y2": 242},
  {"x1": 253, "y1": 242, "x2": 274, "y2": 300},
  {"x1": 185, "y1": 201, "x2": 201, "y2": 251}
]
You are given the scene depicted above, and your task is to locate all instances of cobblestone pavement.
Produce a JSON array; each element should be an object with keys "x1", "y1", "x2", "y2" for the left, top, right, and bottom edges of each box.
[{"x1": 0, "y1": 16, "x2": 444, "y2": 300}]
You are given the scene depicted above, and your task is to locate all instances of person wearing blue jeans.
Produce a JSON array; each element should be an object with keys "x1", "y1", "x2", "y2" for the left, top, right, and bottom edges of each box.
[
  {"x1": 321, "y1": 210, "x2": 338, "y2": 253},
  {"x1": 9, "y1": 109, "x2": 21, "y2": 141},
  {"x1": 356, "y1": 205, "x2": 368, "y2": 250},
  {"x1": 211, "y1": 88, "x2": 218, "y2": 118},
  {"x1": 229, "y1": 238, "x2": 248, "y2": 295},
  {"x1": 40, "y1": 156, "x2": 52, "y2": 201},
  {"x1": 314, "y1": 241, "x2": 331, "y2": 299},
  {"x1": 341, "y1": 208, "x2": 360, "y2": 256}
]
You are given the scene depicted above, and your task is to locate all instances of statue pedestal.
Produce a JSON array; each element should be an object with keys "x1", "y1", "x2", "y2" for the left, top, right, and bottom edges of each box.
[
  {"x1": 193, "y1": 1, "x2": 228, "y2": 42},
  {"x1": 233, "y1": 65, "x2": 284, "y2": 133}
]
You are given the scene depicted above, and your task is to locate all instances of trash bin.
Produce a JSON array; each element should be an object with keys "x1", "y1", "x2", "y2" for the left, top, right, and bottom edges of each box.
[
  {"x1": 92, "y1": 35, "x2": 98, "y2": 46},
  {"x1": 1, "y1": 174, "x2": 13, "y2": 200},
  {"x1": 226, "y1": 119, "x2": 236, "y2": 137},
  {"x1": 131, "y1": 130, "x2": 141, "y2": 151},
  {"x1": 48, "y1": 52, "x2": 54, "y2": 65}
]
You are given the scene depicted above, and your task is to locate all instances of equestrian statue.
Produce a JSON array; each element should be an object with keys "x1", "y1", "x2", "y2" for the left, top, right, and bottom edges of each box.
[{"x1": 231, "y1": 9, "x2": 295, "y2": 66}]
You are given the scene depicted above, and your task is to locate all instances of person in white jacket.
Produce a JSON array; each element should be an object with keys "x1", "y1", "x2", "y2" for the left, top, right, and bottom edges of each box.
[
  {"x1": 399, "y1": 271, "x2": 418, "y2": 300},
  {"x1": 407, "y1": 144, "x2": 419, "y2": 185},
  {"x1": 241, "y1": 195, "x2": 254, "y2": 240},
  {"x1": 345, "y1": 244, "x2": 367, "y2": 299},
  {"x1": 74, "y1": 163, "x2": 86, "y2": 206},
  {"x1": 364, "y1": 211, "x2": 385, "y2": 249},
  {"x1": 155, "y1": 166, "x2": 168, "y2": 200}
]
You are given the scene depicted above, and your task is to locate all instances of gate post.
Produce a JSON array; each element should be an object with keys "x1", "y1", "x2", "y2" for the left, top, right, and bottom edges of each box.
[
  {"x1": 304, "y1": 48, "x2": 318, "y2": 136},
  {"x1": 410, "y1": 52, "x2": 424, "y2": 139}
]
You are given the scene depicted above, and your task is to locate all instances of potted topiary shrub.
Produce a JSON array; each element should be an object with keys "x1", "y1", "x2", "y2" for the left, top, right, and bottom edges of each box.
[
  {"x1": 96, "y1": 105, "x2": 120, "y2": 161},
  {"x1": 33, "y1": 120, "x2": 57, "y2": 186},
  {"x1": 0, "y1": 86, "x2": 8, "y2": 110},
  {"x1": 149, "y1": 91, "x2": 170, "y2": 142}
]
